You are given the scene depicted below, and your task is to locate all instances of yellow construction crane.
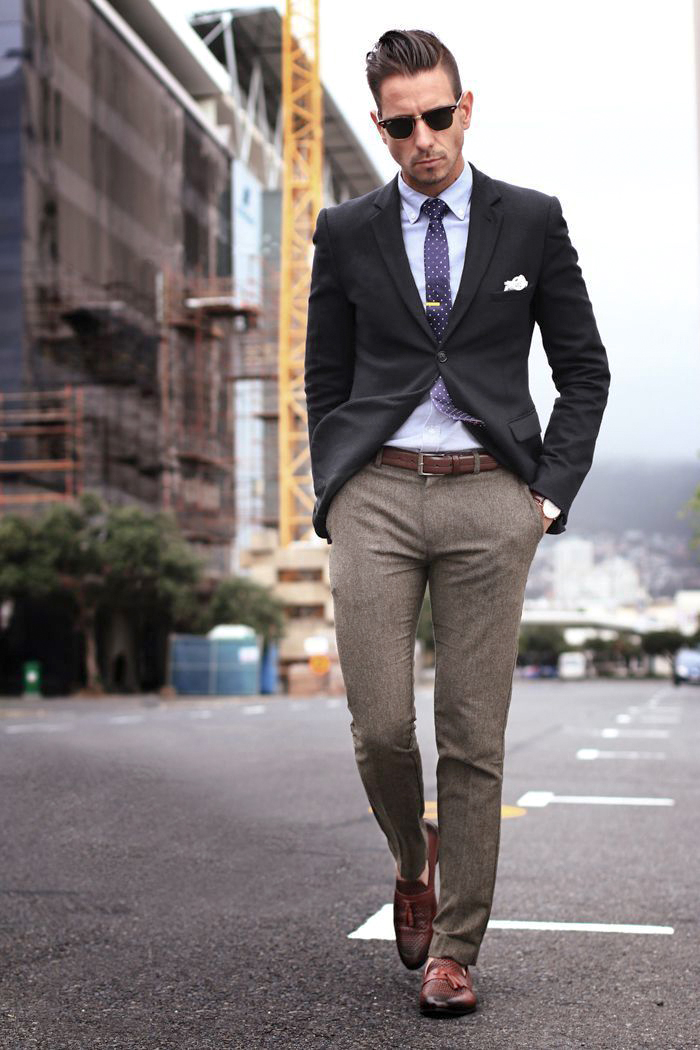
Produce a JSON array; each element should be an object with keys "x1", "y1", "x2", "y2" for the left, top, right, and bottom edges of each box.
[{"x1": 278, "y1": 0, "x2": 323, "y2": 546}]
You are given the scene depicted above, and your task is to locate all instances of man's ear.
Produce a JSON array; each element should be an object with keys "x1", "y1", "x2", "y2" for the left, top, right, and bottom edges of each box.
[
  {"x1": 370, "y1": 109, "x2": 386, "y2": 143},
  {"x1": 459, "y1": 91, "x2": 473, "y2": 130}
]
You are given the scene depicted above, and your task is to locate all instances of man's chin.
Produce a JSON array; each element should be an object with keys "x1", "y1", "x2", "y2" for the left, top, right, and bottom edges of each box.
[{"x1": 409, "y1": 161, "x2": 446, "y2": 185}]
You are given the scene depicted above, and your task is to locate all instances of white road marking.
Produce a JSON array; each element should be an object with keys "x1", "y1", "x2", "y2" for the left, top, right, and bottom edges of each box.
[
  {"x1": 600, "y1": 727, "x2": 669, "y2": 739},
  {"x1": 576, "y1": 748, "x2": 666, "y2": 761},
  {"x1": 348, "y1": 905, "x2": 673, "y2": 940},
  {"x1": 487, "y1": 920, "x2": 673, "y2": 935},
  {"x1": 107, "y1": 714, "x2": 144, "y2": 725},
  {"x1": 648, "y1": 692, "x2": 676, "y2": 708},
  {"x1": 615, "y1": 714, "x2": 632, "y2": 724},
  {"x1": 289, "y1": 701, "x2": 309, "y2": 711},
  {"x1": 517, "y1": 790, "x2": 675, "y2": 808},
  {"x1": 241, "y1": 705, "x2": 266, "y2": 715},
  {"x1": 4, "y1": 723, "x2": 70, "y2": 734},
  {"x1": 639, "y1": 714, "x2": 680, "y2": 725},
  {"x1": 188, "y1": 710, "x2": 213, "y2": 719}
]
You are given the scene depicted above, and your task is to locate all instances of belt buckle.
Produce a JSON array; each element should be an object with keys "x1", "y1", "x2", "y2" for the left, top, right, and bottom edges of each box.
[{"x1": 417, "y1": 451, "x2": 440, "y2": 475}]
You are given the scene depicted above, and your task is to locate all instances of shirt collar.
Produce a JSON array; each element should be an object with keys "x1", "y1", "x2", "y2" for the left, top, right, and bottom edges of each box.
[{"x1": 398, "y1": 160, "x2": 473, "y2": 224}]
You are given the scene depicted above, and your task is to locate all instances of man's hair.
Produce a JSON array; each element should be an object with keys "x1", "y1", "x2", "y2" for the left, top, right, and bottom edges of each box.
[{"x1": 365, "y1": 29, "x2": 462, "y2": 116}]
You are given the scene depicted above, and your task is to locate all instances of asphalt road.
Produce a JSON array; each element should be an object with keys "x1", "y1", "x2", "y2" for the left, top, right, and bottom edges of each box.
[{"x1": 0, "y1": 678, "x2": 697, "y2": 1050}]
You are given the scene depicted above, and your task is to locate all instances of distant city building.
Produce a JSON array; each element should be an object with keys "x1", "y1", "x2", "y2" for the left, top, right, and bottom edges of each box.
[
  {"x1": 551, "y1": 538, "x2": 648, "y2": 608},
  {"x1": 552, "y1": 538, "x2": 595, "y2": 607},
  {"x1": 674, "y1": 589, "x2": 700, "y2": 634}
]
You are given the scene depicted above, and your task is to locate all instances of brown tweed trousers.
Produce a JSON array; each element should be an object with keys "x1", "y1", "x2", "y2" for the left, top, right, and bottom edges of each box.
[{"x1": 326, "y1": 451, "x2": 544, "y2": 967}]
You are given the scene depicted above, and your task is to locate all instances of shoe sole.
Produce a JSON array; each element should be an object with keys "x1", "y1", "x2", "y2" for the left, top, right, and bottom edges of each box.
[{"x1": 419, "y1": 1002, "x2": 477, "y2": 1017}]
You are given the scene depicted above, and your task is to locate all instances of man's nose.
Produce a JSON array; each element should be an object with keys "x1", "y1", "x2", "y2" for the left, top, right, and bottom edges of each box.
[{"x1": 413, "y1": 117, "x2": 435, "y2": 149}]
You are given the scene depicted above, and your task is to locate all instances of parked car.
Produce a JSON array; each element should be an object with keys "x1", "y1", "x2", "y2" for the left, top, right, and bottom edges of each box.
[
  {"x1": 520, "y1": 664, "x2": 558, "y2": 679},
  {"x1": 673, "y1": 647, "x2": 700, "y2": 686}
]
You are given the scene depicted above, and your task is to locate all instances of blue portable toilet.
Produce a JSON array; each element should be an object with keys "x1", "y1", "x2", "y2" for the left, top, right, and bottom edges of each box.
[
  {"x1": 207, "y1": 625, "x2": 261, "y2": 696},
  {"x1": 168, "y1": 626, "x2": 262, "y2": 696}
]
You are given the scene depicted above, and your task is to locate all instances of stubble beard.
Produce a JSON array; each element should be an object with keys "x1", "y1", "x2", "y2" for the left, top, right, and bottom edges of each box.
[{"x1": 410, "y1": 158, "x2": 446, "y2": 187}]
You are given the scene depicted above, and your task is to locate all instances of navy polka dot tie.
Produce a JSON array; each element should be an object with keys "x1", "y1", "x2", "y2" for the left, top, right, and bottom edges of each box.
[{"x1": 421, "y1": 197, "x2": 484, "y2": 425}]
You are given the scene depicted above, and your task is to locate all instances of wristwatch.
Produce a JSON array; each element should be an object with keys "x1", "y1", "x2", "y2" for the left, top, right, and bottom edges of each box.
[{"x1": 530, "y1": 490, "x2": 561, "y2": 520}]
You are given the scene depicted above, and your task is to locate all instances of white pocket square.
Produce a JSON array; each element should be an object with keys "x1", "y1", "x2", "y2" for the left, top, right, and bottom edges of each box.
[{"x1": 503, "y1": 274, "x2": 528, "y2": 291}]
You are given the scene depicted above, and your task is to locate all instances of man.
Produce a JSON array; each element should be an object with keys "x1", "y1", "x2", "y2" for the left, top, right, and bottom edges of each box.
[{"x1": 304, "y1": 29, "x2": 610, "y2": 1017}]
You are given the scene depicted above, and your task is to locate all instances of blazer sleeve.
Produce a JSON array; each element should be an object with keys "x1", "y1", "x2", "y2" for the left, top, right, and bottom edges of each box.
[
  {"x1": 531, "y1": 195, "x2": 611, "y2": 525},
  {"x1": 304, "y1": 207, "x2": 356, "y2": 447}
]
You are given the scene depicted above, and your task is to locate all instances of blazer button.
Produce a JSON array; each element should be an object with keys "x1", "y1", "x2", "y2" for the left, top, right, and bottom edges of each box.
[{"x1": 437, "y1": 350, "x2": 447, "y2": 362}]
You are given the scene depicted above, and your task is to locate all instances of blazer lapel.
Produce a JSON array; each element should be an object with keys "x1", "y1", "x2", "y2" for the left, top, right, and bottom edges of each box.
[
  {"x1": 441, "y1": 162, "x2": 503, "y2": 347},
  {"x1": 370, "y1": 174, "x2": 436, "y2": 344},
  {"x1": 369, "y1": 162, "x2": 504, "y2": 347}
]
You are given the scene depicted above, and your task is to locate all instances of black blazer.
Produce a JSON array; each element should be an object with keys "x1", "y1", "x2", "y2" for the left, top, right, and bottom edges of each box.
[{"x1": 304, "y1": 160, "x2": 610, "y2": 542}]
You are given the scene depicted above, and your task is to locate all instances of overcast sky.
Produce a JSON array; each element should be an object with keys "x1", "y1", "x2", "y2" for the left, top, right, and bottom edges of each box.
[{"x1": 168, "y1": 0, "x2": 700, "y2": 464}]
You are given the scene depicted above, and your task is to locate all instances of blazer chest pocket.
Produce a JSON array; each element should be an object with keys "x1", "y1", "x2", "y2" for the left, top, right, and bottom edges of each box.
[
  {"x1": 489, "y1": 287, "x2": 535, "y2": 303},
  {"x1": 508, "y1": 408, "x2": 541, "y2": 442}
]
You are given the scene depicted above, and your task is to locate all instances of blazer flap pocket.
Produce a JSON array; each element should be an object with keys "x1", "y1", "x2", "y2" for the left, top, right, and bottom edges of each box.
[{"x1": 508, "y1": 408, "x2": 541, "y2": 441}]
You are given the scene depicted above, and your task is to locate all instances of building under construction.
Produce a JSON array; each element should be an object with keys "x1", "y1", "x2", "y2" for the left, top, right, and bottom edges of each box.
[
  {"x1": 0, "y1": 0, "x2": 381, "y2": 692},
  {"x1": 1, "y1": 0, "x2": 380, "y2": 563}
]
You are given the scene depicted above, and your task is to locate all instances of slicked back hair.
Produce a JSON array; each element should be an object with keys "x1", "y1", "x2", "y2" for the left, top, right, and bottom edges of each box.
[{"x1": 365, "y1": 29, "x2": 462, "y2": 116}]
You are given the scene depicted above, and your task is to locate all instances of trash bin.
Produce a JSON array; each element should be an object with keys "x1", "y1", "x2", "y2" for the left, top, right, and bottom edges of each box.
[{"x1": 22, "y1": 660, "x2": 42, "y2": 697}]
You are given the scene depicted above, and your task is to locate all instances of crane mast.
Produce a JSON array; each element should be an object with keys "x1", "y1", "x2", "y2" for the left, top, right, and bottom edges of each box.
[{"x1": 278, "y1": 0, "x2": 323, "y2": 546}]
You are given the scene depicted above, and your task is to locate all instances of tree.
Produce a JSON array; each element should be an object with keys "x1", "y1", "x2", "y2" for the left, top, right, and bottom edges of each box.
[
  {"x1": 202, "y1": 576, "x2": 285, "y2": 644},
  {"x1": 518, "y1": 624, "x2": 567, "y2": 667},
  {"x1": 640, "y1": 630, "x2": 686, "y2": 661},
  {"x1": 0, "y1": 493, "x2": 203, "y2": 694},
  {"x1": 682, "y1": 478, "x2": 700, "y2": 554},
  {"x1": 587, "y1": 634, "x2": 642, "y2": 676}
]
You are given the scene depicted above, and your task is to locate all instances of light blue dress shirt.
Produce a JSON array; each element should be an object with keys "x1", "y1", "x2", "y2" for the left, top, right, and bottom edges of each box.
[{"x1": 383, "y1": 160, "x2": 484, "y2": 452}]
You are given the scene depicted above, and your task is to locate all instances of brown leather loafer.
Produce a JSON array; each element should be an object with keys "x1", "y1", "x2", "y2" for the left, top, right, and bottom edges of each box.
[
  {"x1": 393, "y1": 819, "x2": 439, "y2": 970},
  {"x1": 419, "y1": 956, "x2": 477, "y2": 1016}
]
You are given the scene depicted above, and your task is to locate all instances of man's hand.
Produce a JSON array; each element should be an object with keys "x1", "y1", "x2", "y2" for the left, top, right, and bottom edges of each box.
[{"x1": 529, "y1": 490, "x2": 555, "y2": 534}]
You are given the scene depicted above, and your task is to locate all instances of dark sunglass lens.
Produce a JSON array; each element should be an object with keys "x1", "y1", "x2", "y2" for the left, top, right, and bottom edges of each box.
[
  {"x1": 385, "y1": 117, "x2": 414, "y2": 139},
  {"x1": 424, "y1": 106, "x2": 455, "y2": 132}
]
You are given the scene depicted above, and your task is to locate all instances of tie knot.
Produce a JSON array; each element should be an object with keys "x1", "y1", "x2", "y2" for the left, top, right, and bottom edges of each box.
[{"x1": 421, "y1": 197, "x2": 449, "y2": 222}]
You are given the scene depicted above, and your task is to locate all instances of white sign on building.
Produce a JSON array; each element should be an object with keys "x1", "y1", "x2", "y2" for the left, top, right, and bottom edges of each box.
[{"x1": 233, "y1": 158, "x2": 262, "y2": 307}]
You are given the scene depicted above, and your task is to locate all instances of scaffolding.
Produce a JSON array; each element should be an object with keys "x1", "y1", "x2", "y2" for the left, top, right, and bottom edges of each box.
[
  {"x1": 157, "y1": 270, "x2": 263, "y2": 546},
  {"x1": 0, "y1": 387, "x2": 84, "y2": 508}
]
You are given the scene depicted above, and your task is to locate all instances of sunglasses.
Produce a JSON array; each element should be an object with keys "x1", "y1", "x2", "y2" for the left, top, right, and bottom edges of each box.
[{"x1": 377, "y1": 99, "x2": 461, "y2": 140}]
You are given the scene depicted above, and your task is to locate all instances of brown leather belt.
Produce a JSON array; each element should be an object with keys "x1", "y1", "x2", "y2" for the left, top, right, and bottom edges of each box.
[{"x1": 377, "y1": 446, "x2": 500, "y2": 475}]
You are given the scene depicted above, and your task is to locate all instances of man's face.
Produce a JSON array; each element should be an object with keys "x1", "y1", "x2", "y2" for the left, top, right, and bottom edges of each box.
[{"x1": 370, "y1": 65, "x2": 472, "y2": 196}]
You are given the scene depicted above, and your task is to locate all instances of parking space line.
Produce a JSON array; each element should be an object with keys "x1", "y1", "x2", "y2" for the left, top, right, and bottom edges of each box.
[
  {"x1": 487, "y1": 919, "x2": 674, "y2": 935},
  {"x1": 348, "y1": 906, "x2": 674, "y2": 940},
  {"x1": 4, "y1": 723, "x2": 71, "y2": 734},
  {"x1": 599, "y1": 728, "x2": 669, "y2": 739},
  {"x1": 517, "y1": 790, "x2": 675, "y2": 808},
  {"x1": 576, "y1": 748, "x2": 666, "y2": 761}
]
